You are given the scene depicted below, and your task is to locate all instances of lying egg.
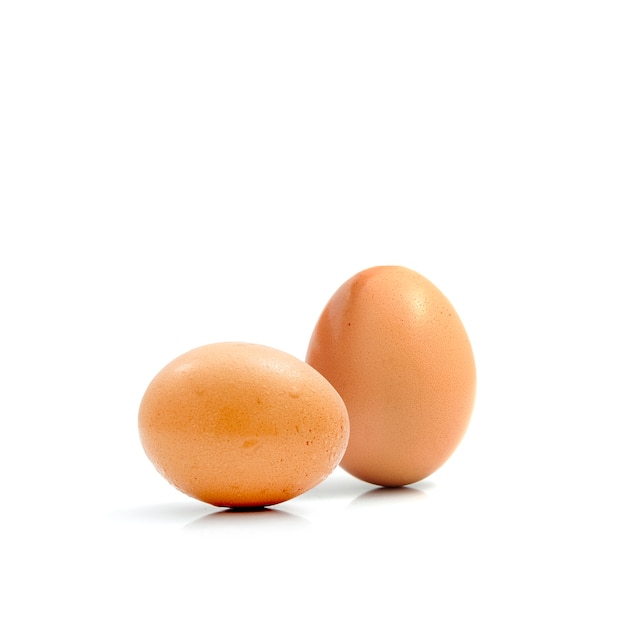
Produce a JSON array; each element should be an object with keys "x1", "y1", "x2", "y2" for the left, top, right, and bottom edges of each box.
[
  {"x1": 306, "y1": 265, "x2": 476, "y2": 487},
  {"x1": 138, "y1": 342, "x2": 349, "y2": 507}
]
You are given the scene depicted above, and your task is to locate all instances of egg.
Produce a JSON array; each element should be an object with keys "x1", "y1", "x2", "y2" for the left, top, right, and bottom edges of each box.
[
  {"x1": 306, "y1": 265, "x2": 476, "y2": 487},
  {"x1": 138, "y1": 342, "x2": 349, "y2": 508}
]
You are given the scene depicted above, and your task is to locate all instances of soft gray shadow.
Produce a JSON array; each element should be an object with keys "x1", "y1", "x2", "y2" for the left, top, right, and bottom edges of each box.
[
  {"x1": 293, "y1": 472, "x2": 372, "y2": 501},
  {"x1": 109, "y1": 501, "x2": 214, "y2": 525},
  {"x1": 348, "y1": 485, "x2": 428, "y2": 509},
  {"x1": 183, "y1": 506, "x2": 309, "y2": 531}
]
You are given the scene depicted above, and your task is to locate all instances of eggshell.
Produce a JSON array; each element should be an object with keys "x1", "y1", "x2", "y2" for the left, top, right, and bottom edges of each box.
[
  {"x1": 306, "y1": 266, "x2": 476, "y2": 487},
  {"x1": 138, "y1": 342, "x2": 349, "y2": 508}
]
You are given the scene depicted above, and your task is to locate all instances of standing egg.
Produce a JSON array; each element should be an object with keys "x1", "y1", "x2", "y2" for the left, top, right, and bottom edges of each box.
[{"x1": 306, "y1": 265, "x2": 476, "y2": 487}]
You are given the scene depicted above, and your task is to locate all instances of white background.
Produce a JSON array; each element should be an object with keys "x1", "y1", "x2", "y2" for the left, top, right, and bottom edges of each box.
[{"x1": 1, "y1": 1, "x2": 625, "y2": 615}]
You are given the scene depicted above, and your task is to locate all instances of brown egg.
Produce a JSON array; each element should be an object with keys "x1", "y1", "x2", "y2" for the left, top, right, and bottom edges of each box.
[
  {"x1": 306, "y1": 266, "x2": 476, "y2": 487},
  {"x1": 138, "y1": 342, "x2": 349, "y2": 508}
]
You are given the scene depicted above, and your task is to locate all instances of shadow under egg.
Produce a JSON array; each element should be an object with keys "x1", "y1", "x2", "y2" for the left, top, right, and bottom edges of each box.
[
  {"x1": 348, "y1": 485, "x2": 428, "y2": 509},
  {"x1": 183, "y1": 505, "x2": 309, "y2": 531}
]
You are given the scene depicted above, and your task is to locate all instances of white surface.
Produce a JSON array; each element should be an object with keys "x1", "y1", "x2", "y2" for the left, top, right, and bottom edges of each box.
[{"x1": 1, "y1": 2, "x2": 625, "y2": 615}]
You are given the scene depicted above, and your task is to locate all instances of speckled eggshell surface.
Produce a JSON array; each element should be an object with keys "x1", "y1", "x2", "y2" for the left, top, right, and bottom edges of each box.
[
  {"x1": 306, "y1": 265, "x2": 476, "y2": 487},
  {"x1": 139, "y1": 342, "x2": 349, "y2": 508}
]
